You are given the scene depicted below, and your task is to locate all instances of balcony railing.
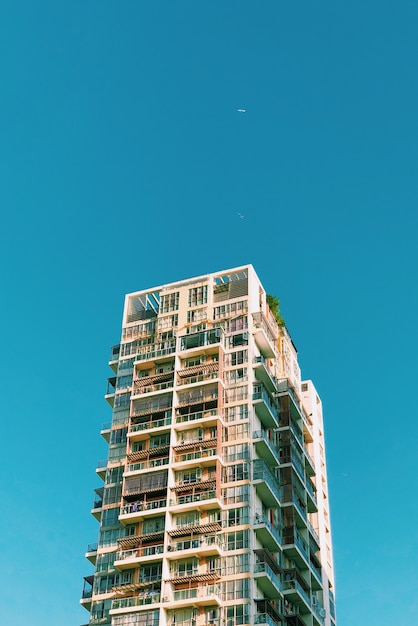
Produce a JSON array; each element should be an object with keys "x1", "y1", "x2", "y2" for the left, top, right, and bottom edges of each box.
[
  {"x1": 129, "y1": 415, "x2": 172, "y2": 433},
  {"x1": 111, "y1": 592, "x2": 160, "y2": 609},
  {"x1": 253, "y1": 459, "x2": 281, "y2": 505},
  {"x1": 116, "y1": 543, "x2": 164, "y2": 561},
  {"x1": 283, "y1": 579, "x2": 311, "y2": 606},
  {"x1": 255, "y1": 613, "x2": 279, "y2": 626},
  {"x1": 132, "y1": 380, "x2": 174, "y2": 396},
  {"x1": 168, "y1": 534, "x2": 222, "y2": 552},
  {"x1": 127, "y1": 457, "x2": 169, "y2": 472},
  {"x1": 173, "y1": 490, "x2": 217, "y2": 506},
  {"x1": 170, "y1": 584, "x2": 221, "y2": 602},
  {"x1": 179, "y1": 329, "x2": 223, "y2": 351},
  {"x1": 173, "y1": 448, "x2": 217, "y2": 463},
  {"x1": 175, "y1": 409, "x2": 218, "y2": 424},
  {"x1": 121, "y1": 498, "x2": 167, "y2": 515},
  {"x1": 254, "y1": 562, "x2": 283, "y2": 592},
  {"x1": 253, "y1": 513, "x2": 282, "y2": 548}
]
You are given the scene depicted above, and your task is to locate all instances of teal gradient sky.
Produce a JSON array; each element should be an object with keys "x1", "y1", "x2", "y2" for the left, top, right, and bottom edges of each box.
[{"x1": 1, "y1": 2, "x2": 418, "y2": 624}]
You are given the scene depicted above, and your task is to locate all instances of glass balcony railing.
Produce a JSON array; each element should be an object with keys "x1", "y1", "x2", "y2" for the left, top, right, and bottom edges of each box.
[
  {"x1": 283, "y1": 579, "x2": 311, "y2": 606},
  {"x1": 255, "y1": 613, "x2": 279, "y2": 626},
  {"x1": 254, "y1": 562, "x2": 283, "y2": 592},
  {"x1": 179, "y1": 329, "x2": 223, "y2": 351},
  {"x1": 253, "y1": 459, "x2": 282, "y2": 504}
]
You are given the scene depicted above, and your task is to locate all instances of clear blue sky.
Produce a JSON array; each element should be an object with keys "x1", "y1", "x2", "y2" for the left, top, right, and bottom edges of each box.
[{"x1": 1, "y1": 1, "x2": 417, "y2": 624}]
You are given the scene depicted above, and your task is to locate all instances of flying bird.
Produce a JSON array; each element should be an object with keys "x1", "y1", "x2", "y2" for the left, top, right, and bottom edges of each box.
[
  {"x1": 237, "y1": 109, "x2": 246, "y2": 113},
  {"x1": 237, "y1": 213, "x2": 245, "y2": 219}
]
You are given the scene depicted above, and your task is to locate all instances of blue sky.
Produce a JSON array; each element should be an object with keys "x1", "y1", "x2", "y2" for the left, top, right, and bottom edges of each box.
[{"x1": 1, "y1": 1, "x2": 417, "y2": 624}]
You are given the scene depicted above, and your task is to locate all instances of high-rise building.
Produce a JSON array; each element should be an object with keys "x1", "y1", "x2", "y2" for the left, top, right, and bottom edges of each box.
[{"x1": 81, "y1": 265, "x2": 337, "y2": 626}]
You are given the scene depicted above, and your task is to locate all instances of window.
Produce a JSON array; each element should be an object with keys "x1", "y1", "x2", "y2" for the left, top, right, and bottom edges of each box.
[
  {"x1": 158, "y1": 314, "x2": 178, "y2": 331},
  {"x1": 116, "y1": 375, "x2": 133, "y2": 390},
  {"x1": 101, "y1": 507, "x2": 120, "y2": 527},
  {"x1": 150, "y1": 434, "x2": 170, "y2": 448},
  {"x1": 226, "y1": 530, "x2": 248, "y2": 551},
  {"x1": 223, "y1": 443, "x2": 249, "y2": 462},
  {"x1": 223, "y1": 578, "x2": 249, "y2": 600},
  {"x1": 103, "y1": 485, "x2": 122, "y2": 506},
  {"x1": 175, "y1": 512, "x2": 199, "y2": 527},
  {"x1": 188, "y1": 285, "x2": 208, "y2": 307},
  {"x1": 225, "y1": 368, "x2": 247, "y2": 385},
  {"x1": 110, "y1": 427, "x2": 127, "y2": 445},
  {"x1": 224, "y1": 404, "x2": 248, "y2": 422},
  {"x1": 222, "y1": 485, "x2": 249, "y2": 504},
  {"x1": 175, "y1": 558, "x2": 198, "y2": 577},
  {"x1": 114, "y1": 392, "x2": 130, "y2": 408},
  {"x1": 142, "y1": 516, "x2": 164, "y2": 534},
  {"x1": 227, "y1": 507, "x2": 249, "y2": 527},
  {"x1": 225, "y1": 603, "x2": 250, "y2": 626},
  {"x1": 223, "y1": 423, "x2": 250, "y2": 442},
  {"x1": 160, "y1": 292, "x2": 179, "y2": 313},
  {"x1": 224, "y1": 462, "x2": 249, "y2": 483},
  {"x1": 230, "y1": 350, "x2": 248, "y2": 366},
  {"x1": 227, "y1": 316, "x2": 248, "y2": 333}
]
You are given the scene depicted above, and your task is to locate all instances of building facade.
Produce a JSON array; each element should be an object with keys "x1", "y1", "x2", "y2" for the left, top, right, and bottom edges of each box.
[{"x1": 81, "y1": 265, "x2": 337, "y2": 626}]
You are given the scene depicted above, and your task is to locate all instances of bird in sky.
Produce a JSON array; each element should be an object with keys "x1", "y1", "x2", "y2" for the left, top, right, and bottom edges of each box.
[
  {"x1": 237, "y1": 109, "x2": 246, "y2": 113},
  {"x1": 237, "y1": 212, "x2": 245, "y2": 219}
]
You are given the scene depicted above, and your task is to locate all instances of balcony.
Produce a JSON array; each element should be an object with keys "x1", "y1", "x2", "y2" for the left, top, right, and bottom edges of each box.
[
  {"x1": 134, "y1": 340, "x2": 176, "y2": 363},
  {"x1": 172, "y1": 444, "x2": 219, "y2": 468},
  {"x1": 282, "y1": 577, "x2": 311, "y2": 613},
  {"x1": 114, "y1": 543, "x2": 164, "y2": 569},
  {"x1": 175, "y1": 408, "x2": 220, "y2": 428},
  {"x1": 111, "y1": 592, "x2": 161, "y2": 612},
  {"x1": 253, "y1": 385, "x2": 279, "y2": 429},
  {"x1": 253, "y1": 513, "x2": 282, "y2": 552},
  {"x1": 179, "y1": 328, "x2": 224, "y2": 354},
  {"x1": 305, "y1": 477, "x2": 318, "y2": 513},
  {"x1": 282, "y1": 527, "x2": 310, "y2": 568},
  {"x1": 304, "y1": 448, "x2": 315, "y2": 476},
  {"x1": 100, "y1": 422, "x2": 111, "y2": 442},
  {"x1": 170, "y1": 489, "x2": 221, "y2": 512},
  {"x1": 253, "y1": 459, "x2": 281, "y2": 507},
  {"x1": 85, "y1": 542, "x2": 98, "y2": 564},
  {"x1": 177, "y1": 361, "x2": 220, "y2": 387},
  {"x1": 312, "y1": 599, "x2": 326, "y2": 625},
  {"x1": 253, "y1": 430, "x2": 280, "y2": 467},
  {"x1": 120, "y1": 497, "x2": 167, "y2": 522},
  {"x1": 252, "y1": 312, "x2": 278, "y2": 358},
  {"x1": 132, "y1": 379, "x2": 174, "y2": 397},
  {"x1": 163, "y1": 584, "x2": 222, "y2": 608},
  {"x1": 128, "y1": 412, "x2": 172, "y2": 438},
  {"x1": 254, "y1": 615, "x2": 279, "y2": 626},
  {"x1": 126, "y1": 457, "x2": 169, "y2": 473},
  {"x1": 96, "y1": 459, "x2": 107, "y2": 480},
  {"x1": 253, "y1": 356, "x2": 277, "y2": 392},
  {"x1": 281, "y1": 486, "x2": 307, "y2": 525},
  {"x1": 279, "y1": 451, "x2": 305, "y2": 484},
  {"x1": 166, "y1": 533, "x2": 223, "y2": 558},
  {"x1": 109, "y1": 344, "x2": 120, "y2": 368},
  {"x1": 91, "y1": 488, "x2": 104, "y2": 520},
  {"x1": 254, "y1": 561, "x2": 283, "y2": 598}
]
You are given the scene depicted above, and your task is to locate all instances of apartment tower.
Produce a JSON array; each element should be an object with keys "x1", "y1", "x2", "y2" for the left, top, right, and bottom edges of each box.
[{"x1": 81, "y1": 265, "x2": 337, "y2": 626}]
